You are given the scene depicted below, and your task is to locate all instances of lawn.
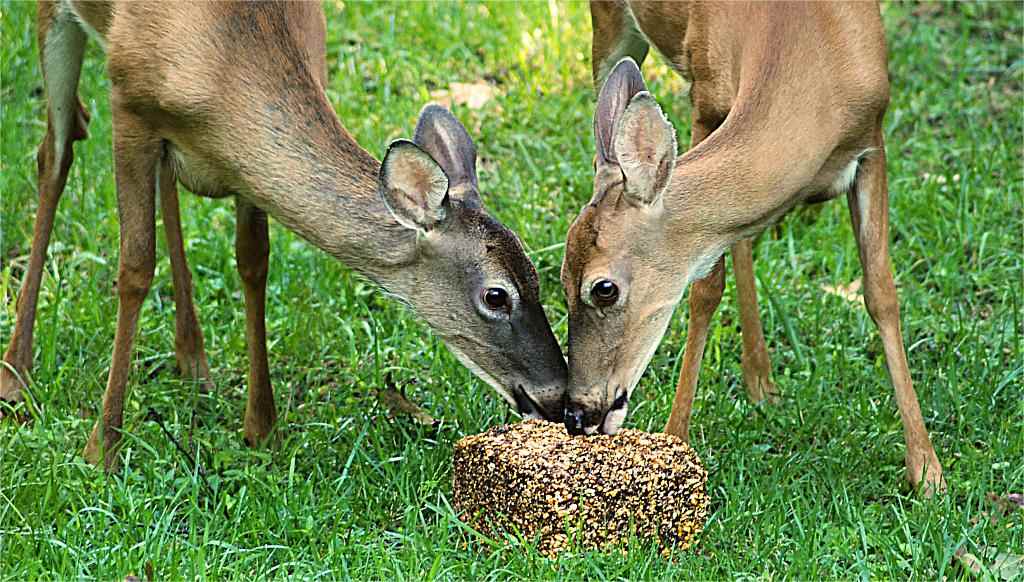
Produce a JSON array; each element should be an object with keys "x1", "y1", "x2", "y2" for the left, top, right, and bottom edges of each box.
[{"x1": 1, "y1": 1, "x2": 1022, "y2": 578}]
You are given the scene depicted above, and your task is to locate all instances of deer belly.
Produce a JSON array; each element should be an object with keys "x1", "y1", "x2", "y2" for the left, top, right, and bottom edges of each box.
[
  {"x1": 168, "y1": 145, "x2": 231, "y2": 199},
  {"x1": 805, "y1": 150, "x2": 873, "y2": 205}
]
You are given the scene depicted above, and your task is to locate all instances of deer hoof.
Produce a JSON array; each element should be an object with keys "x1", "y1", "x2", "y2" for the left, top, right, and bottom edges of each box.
[{"x1": 907, "y1": 450, "x2": 946, "y2": 497}]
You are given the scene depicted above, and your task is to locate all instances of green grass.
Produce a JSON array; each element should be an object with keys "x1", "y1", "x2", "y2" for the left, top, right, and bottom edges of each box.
[{"x1": 1, "y1": 1, "x2": 1022, "y2": 578}]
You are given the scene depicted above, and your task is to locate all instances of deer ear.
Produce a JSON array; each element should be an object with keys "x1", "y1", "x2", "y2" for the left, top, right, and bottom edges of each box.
[
  {"x1": 379, "y1": 139, "x2": 450, "y2": 232},
  {"x1": 594, "y1": 58, "x2": 648, "y2": 165},
  {"x1": 414, "y1": 104, "x2": 481, "y2": 208},
  {"x1": 613, "y1": 92, "x2": 677, "y2": 206}
]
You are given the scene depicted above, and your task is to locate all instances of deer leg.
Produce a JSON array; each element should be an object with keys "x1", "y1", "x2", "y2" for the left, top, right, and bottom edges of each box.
[
  {"x1": 158, "y1": 162, "x2": 213, "y2": 392},
  {"x1": 665, "y1": 256, "x2": 725, "y2": 441},
  {"x1": 847, "y1": 134, "x2": 945, "y2": 495},
  {"x1": 1, "y1": 8, "x2": 89, "y2": 405},
  {"x1": 235, "y1": 198, "x2": 275, "y2": 445},
  {"x1": 83, "y1": 111, "x2": 160, "y2": 471},
  {"x1": 590, "y1": 0, "x2": 650, "y2": 87},
  {"x1": 732, "y1": 238, "x2": 778, "y2": 404}
]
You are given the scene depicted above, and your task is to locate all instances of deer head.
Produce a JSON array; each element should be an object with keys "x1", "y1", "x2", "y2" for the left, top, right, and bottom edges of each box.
[
  {"x1": 560, "y1": 59, "x2": 702, "y2": 435},
  {"x1": 379, "y1": 104, "x2": 567, "y2": 421}
]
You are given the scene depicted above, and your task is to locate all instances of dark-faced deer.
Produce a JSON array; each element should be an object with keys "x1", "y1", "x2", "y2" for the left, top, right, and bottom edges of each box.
[
  {"x1": 560, "y1": 1, "x2": 944, "y2": 494},
  {"x1": 2, "y1": 1, "x2": 567, "y2": 470}
]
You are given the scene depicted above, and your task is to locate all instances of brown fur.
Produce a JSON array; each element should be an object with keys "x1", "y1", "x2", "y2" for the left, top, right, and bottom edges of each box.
[
  {"x1": 5, "y1": 1, "x2": 566, "y2": 468},
  {"x1": 564, "y1": 0, "x2": 943, "y2": 493}
]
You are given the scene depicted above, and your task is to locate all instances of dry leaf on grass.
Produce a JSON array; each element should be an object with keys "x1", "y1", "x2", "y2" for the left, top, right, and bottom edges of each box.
[
  {"x1": 955, "y1": 493, "x2": 1024, "y2": 580},
  {"x1": 974, "y1": 492, "x2": 1024, "y2": 525},
  {"x1": 821, "y1": 278, "x2": 864, "y2": 305},
  {"x1": 376, "y1": 382, "x2": 437, "y2": 427},
  {"x1": 956, "y1": 548, "x2": 986, "y2": 577},
  {"x1": 991, "y1": 553, "x2": 1024, "y2": 580},
  {"x1": 430, "y1": 81, "x2": 499, "y2": 110},
  {"x1": 1003, "y1": 493, "x2": 1024, "y2": 508},
  {"x1": 955, "y1": 547, "x2": 1024, "y2": 580},
  {"x1": 988, "y1": 491, "x2": 1024, "y2": 514}
]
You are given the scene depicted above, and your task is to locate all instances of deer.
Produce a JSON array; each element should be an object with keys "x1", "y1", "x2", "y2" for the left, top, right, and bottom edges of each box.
[
  {"x1": 560, "y1": 0, "x2": 945, "y2": 494},
  {"x1": 1, "y1": 0, "x2": 568, "y2": 470}
]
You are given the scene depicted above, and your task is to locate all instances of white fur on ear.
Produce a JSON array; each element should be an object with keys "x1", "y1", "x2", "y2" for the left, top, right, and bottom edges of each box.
[
  {"x1": 379, "y1": 139, "x2": 450, "y2": 231},
  {"x1": 613, "y1": 92, "x2": 677, "y2": 206}
]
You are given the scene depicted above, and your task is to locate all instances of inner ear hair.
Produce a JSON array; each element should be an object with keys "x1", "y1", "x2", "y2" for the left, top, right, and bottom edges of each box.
[
  {"x1": 379, "y1": 139, "x2": 450, "y2": 232},
  {"x1": 613, "y1": 91, "x2": 677, "y2": 206}
]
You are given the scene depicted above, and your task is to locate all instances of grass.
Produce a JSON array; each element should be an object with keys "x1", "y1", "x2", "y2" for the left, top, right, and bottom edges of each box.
[{"x1": 1, "y1": 1, "x2": 1022, "y2": 578}]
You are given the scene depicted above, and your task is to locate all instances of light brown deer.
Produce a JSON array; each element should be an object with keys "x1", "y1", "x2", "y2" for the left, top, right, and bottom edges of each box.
[
  {"x1": 561, "y1": 1, "x2": 944, "y2": 494},
  {"x1": 2, "y1": 0, "x2": 568, "y2": 470}
]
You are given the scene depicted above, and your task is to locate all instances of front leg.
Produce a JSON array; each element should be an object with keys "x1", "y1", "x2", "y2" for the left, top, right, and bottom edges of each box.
[
  {"x1": 665, "y1": 256, "x2": 725, "y2": 440},
  {"x1": 235, "y1": 198, "x2": 275, "y2": 445},
  {"x1": 732, "y1": 238, "x2": 777, "y2": 404}
]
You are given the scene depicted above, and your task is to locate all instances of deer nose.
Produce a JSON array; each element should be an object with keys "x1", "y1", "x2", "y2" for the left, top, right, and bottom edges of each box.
[{"x1": 563, "y1": 404, "x2": 586, "y2": 435}]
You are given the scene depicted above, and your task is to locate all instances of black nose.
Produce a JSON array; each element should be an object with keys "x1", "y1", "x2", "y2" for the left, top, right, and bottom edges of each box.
[{"x1": 563, "y1": 404, "x2": 585, "y2": 436}]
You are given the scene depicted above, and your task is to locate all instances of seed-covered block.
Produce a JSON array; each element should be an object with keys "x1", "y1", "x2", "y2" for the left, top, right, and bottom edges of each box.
[{"x1": 453, "y1": 419, "x2": 709, "y2": 556}]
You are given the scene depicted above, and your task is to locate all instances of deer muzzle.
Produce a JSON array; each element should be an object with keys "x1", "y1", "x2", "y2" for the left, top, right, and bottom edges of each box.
[{"x1": 563, "y1": 386, "x2": 628, "y2": 436}]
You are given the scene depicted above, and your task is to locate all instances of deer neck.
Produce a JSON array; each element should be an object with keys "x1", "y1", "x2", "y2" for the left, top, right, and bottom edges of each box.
[
  {"x1": 219, "y1": 91, "x2": 420, "y2": 290},
  {"x1": 660, "y1": 111, "x2": 811, "y2": 282}
]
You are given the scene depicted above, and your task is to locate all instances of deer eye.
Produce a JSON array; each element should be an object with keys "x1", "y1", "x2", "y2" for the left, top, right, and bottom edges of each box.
[
  {"x1": 591, "y1": 279, "x2": 619, "y2": 307},
  {"x1": 482, "y1": 287, "x2": 510, "y2": 311}
]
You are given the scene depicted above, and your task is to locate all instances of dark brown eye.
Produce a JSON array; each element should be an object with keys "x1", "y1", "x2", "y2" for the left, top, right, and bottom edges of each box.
[
  {"x1": 483, "y1": 288, "x2": 509, "y2": 310},
  {"x1": 592, "y1": 279, "x2": 619, "y2": 307}
]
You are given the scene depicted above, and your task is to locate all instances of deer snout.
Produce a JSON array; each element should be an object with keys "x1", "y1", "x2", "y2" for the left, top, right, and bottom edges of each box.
[
  {"x1": 563, "y1": 404, "x2": 586, "y2": 435},
  {"x1": 563, "y1": 387, "x2": 629, "y2": 436},
  {"x1": 562, "y1": 397, "x2": 605, "y2": 436}
]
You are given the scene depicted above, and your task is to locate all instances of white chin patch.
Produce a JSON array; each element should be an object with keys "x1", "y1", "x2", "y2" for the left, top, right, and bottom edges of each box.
[
  {"x1": 601, "y1": 404, "x2": 629, "y2": 435},
  {"x1": 520, "y1": 410, "x2": 543, "y2": 421},
  {"x1": 583, "y1": 425, "x2": 600, "y2": 435}
]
